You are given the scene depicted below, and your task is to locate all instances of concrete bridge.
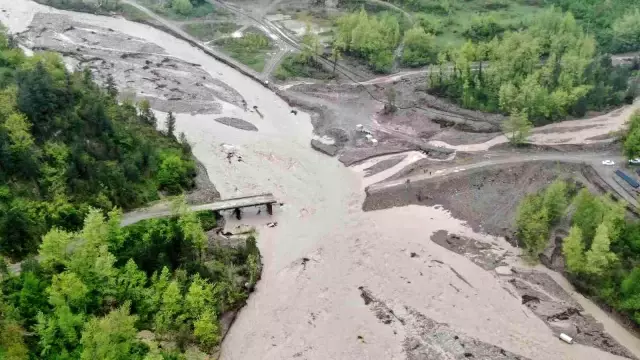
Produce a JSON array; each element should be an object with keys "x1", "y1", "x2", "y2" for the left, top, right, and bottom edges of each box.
[
  {"x1": 121, "y1": 193, "x2": 278, "y2": 226},
  {"x1": 7, "y1": 194, "x2": 278, "y2": 275}
]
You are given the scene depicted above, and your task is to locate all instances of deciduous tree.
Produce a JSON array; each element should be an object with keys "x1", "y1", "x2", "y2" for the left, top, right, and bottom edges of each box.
[
  {"x1": 542, "y1": 180, "x2": 568, "y2": 223},
  {"x1": 563, "y1": 226, "x2": 586, "y2": 273},
  {"x1": 402, "y1": 26, "x2": 436, "y2": 67},
  {"x1": 80, "y1": 303, "x2": 139, "y2": 360},
  {"x1": 585, "y1": 223, "x2": 617, "y2": 275},
  {"x1": 612, "y1": 9, "x2": 640, "y2": 53},
  {"x1": 172, "y1": 0, "x2": 193, "y2": 15},
  {"x1": 193, "y1": 310, "x2": 220, "y2": 352}
]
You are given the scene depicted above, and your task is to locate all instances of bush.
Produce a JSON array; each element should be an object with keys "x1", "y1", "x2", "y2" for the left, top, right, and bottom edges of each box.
[
  {"x1": 215, "y1": 32, "x2": 272, "y2": 72},
  {"x1": 402, "y1": 26, "x2": 437, "y2": 67},
  {"x1": 462, "y1": 15, "x2": 505, "y2": 42},
  {"x1": 196, "y1": 211, "x2": 217, "y2": 231},
  {"x1": 274, "y1": 54, "x2": 334, "y2": 81},
  {"x1": 157, "y1": 152, "x2": 194, "y2": 195},
  {"x1": 515, "y1": 180, "x2": 570, "y2": 259},
  {"x1": 172, "y1": 0, "x2": 193, "y2": 15}
]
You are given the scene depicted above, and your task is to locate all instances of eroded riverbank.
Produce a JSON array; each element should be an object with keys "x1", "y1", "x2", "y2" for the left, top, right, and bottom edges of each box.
[{"x1": 2, "y1": 1, "x2": 639, "y2": 359}]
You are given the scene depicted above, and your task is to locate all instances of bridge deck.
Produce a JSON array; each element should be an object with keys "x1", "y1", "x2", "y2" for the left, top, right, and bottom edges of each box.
[
  {"x1": 190, "y1": 194, "x2": 277, "y2": 212},
  {"x1": 120, "y1": 193, "x2": 277, "y2": 226}
]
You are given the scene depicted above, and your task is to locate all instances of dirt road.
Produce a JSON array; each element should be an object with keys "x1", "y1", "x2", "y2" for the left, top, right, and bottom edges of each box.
[{"x1": 370, "y1": 153, "x2": 640, "y2": 208}]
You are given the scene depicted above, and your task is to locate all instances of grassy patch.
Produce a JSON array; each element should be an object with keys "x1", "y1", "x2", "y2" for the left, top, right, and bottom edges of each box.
[
  {"x1": 119, "y1": 3, "x2": 153, "y2": 22},
  {"x1": 293, "y1": 10, "x2": 337, "y2": 28},
  {"x1": 136, "y1": 0, "x2": 226, "y2": 20},
  {"x1": 183, "y1": 22, "x2": 241, "y2": 41},
  {"x1": 274, "y1": 54, "x2": 335, "y2": 81},
  {"x1": 213, "y1": 31, "x2": 272, "y2": 72}
]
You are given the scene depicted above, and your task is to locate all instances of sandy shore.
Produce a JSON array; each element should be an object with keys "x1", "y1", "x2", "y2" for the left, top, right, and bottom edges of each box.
[{"x1": 2, "y1": 1, "x2": 638, "y2": 359}]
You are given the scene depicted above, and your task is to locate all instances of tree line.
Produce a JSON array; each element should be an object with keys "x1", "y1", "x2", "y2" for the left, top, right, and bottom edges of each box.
[
  {"x1": 428, "y1": 8, "x2": 638, "y2": 125},
  {"x1": 545, "y1": 0, "x2": 640, "y2": 54},
  {"x1": 0, "y1": 32, "x2": 196, "y2": 261},
  {"x1": 516, "y1": 170, "x2": 640, "y2": 327},
  {"x1": 0, "y1": 201, "x2": 261, "y2": 359}
]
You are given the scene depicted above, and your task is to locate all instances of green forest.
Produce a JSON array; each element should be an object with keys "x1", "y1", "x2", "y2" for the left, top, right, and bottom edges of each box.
[
  {"x1": 327, "y1": 5, "x2": 639, "y2": 124},
  {"x1": 0, "y1": 34, "x2": 197, "y2": 261},
  {"x1": 0, "y1": 204, "x2": 261, "y2": 359},
  {"x1": 0, "y1": 30, "x2": 260, "y2": 359},
  {"x1": 428, "y1": 8, "x2": 638, "y2": 124}
]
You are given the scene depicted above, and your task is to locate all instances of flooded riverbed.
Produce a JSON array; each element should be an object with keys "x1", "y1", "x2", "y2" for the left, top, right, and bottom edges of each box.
[{"x1": 2, "y1": 1, "x2": 638, "y2": 359}]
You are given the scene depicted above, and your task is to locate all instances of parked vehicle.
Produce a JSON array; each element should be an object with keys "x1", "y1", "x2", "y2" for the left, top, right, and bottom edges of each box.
[
  {"x1": 602, "y1": 160, "x2": 615, "y2": 166},
  {"x1": 615, "y1": 169, "x2": 640, "y2": 188},
  {"x1": 629, "y1": 158, "x2": 640, "y2": 165}
]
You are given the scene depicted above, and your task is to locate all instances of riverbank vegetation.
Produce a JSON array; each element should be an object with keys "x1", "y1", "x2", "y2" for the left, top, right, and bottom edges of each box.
[
  {"x1": 274, "y1": 53, "x2": 336, "y2": 81},
  {"x1": 516, "y1": 179, "x2": 574, "y2": 259},
  {"x1": 274, "y1": 27, "x2": 336, "y2": 81},
  {"x1": 138, "y1": 0, "x2": 219, "y2": 20},
  {"x1": 0, "y1": 33, "x2": 196, "y2": 261},
  {"x1": 213, "y1": 32, "x2": 273, "y2": 72},
  {"x1": 182, "y1": 22, "x2": 240, "y2": 42},
  {"x1": 515, "y1": 170, "x2": 640, "y2": 327},
  {"x1": 0, "y1": 202, "x2": 261, "y2": 359}
]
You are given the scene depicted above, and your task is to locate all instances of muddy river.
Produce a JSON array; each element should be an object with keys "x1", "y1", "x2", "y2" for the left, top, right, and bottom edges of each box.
[{"x1": 1, "y1": 1, "x2": 639, "y2": 359}]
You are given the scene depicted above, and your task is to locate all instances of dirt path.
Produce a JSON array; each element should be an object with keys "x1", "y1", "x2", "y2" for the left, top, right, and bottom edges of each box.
[
  {"x1": 262, "y1": 46, "x2": 289, "y2": 77},
  {"x1": 366, "y1": 0, "x2": 413, "y2": 22},
  {"x1": 367, "y1": 153, "x2": 637, "y2": 206},
  {"x1": 426, "y1": 100, "x2": 639, "y2": 151},
  {"x1": 126, "y1": 0, "x2": 291, "y2": 79}
]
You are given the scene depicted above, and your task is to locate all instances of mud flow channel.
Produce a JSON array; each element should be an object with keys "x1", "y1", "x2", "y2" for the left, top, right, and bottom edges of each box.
[{"x1": 2, "y1": 1, "x2": 639, "y2": 359}]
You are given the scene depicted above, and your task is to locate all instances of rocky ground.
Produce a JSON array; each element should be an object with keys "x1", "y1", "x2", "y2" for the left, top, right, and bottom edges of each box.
[
  {"x1": 19, "y1": 12, "x2": 245, "y2": 114},
  {"x1": 364, "y1": 161, "x2": 592, "y2": 238},
  {"x1": 428, "y1": 230, "x2": 636, "y2": 359},
  {"x1": 361, "y1": 155, "x2": 407, "y2": 177},
  {"x1": 358, "y1": 286, "x2": 531, "y2": 360}
]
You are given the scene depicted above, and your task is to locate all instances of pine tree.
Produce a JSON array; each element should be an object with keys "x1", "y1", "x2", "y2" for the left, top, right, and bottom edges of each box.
[
  {"x1": 105, "y1": 74, "x2": 118, "y2": 99},
  {"x1": 502, "y1": 110, "x2": 532, "y2": 145},
  {"x1": 165, "y1": 111, "x2": 176, "y2": 138},
  {"x1": 179, "y1": 132, "x2": 191, "y2": 154},
  {"x1": 137, "y1": 99, "x2": 156, "y2": 127}
]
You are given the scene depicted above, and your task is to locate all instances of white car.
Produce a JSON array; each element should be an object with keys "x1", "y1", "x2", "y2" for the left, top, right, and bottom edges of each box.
[
  {"x1": 602, "y1": 160, "x2": 615, "y2": 166},
  {"x1": 629, "y1": 158, "x2": 640, "y2": 165}
]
